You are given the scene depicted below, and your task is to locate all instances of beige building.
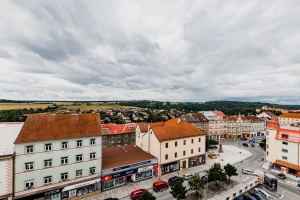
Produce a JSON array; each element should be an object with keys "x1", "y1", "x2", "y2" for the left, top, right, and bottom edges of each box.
[
  {"x1": 0, "y1": 122, "x2": 24, "y2": 200},
  {"x1": 201, "y1": 111, "x2": 227, "y2": 140},
  {"x1": 227, "y1": 114, "x2": 266, "y2": 139},
  {"x1": 266, "y1": 121, "x2": 300, "y2": 175},
  {"x1": 278, "y1": 113, "x2": 300, "y2": 125},
  {"x1": 136, "y1": 118, "x2": 206, "y2": 175},
  {"x1": 181, "y1": 113, "x2": 209, "y2": 135}
]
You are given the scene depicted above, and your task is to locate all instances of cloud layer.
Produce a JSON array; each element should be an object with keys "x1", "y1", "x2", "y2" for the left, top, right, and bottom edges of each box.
[{"x1": 1, "y1": 0, "x2": 300, "y2": 104}]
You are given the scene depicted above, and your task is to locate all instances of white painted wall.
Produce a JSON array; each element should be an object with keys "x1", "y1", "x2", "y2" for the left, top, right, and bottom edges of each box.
[
  {"x1": 0, "y1": 157, "x2": 13, "y2": 198},
  {"x1": 14, "y1": 136, "x2": 101, "y2": 193}
]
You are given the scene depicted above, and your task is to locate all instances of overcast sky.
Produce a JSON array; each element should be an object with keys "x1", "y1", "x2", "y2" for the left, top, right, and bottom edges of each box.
[{"x1": 1, "y1": 1, "x2": 300, "y2": 104}]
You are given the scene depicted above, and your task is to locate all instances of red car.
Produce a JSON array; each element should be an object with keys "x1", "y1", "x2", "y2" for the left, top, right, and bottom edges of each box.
[
  {"x1": 130, "y1": 189, "x2": 147, "y2": 200},
  {"x1": 153, "y1": 180, "x2": 169, "y2": 192}
]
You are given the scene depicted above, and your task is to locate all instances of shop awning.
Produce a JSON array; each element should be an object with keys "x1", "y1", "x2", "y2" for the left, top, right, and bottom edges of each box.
[
  {"x1": 62, "y1": 178, "x2": 101, "y2": 192},
  {"x1": 275, "y1": 160, "x2": 300, "y2": 171}
]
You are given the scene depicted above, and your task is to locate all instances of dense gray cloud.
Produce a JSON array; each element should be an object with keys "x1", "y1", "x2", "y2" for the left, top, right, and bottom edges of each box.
[{"x1": 1, "y1": 0, "x2": 300, "y2": 104}]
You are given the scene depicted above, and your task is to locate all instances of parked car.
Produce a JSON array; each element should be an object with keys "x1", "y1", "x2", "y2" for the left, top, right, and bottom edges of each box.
[
  {"x1": 201, "y1": 174, "x2": 212, "y2": 183},
  {"x1": 183, "y1": 173, "x2": 193, "y2": 180},
  {"x1": 242, "y1": 169, "x2": 258, "y2": 176},
  {"x1": 168, "y1": 176, "x2": 184, "y2": 186},
  {"x1": 243, "y1": 194, "x2": 257, "y2": 200},
  {"x1": 249, "y1": 190, "x2": 266, "y2": 200},
  {"x1": 254, "y1": 188, "x2": 274, "y2": 200},
  {"x1": 130, "y1": 189, "x2": 147, "y2": 200},
  {"x1": 242, "y1": 143, "x2": 249, "y2": 147},
  {"x1": 153, "y1": 180, "x2": 169, "y2": 192},
  {"x1": 256, "y1": 136, "x2": 262, "y2": 140},
  {"x1": 240, "y1": 137, "x2": 248, "y2": 141}
]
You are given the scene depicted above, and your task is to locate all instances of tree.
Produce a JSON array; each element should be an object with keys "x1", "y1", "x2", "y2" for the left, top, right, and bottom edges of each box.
[
  {"x1": 188, "y1": 174, "x2": 205, "y2": 198},
  {"x1": 137, "y1": 191, "x2": 156, "y2": 200},
  {"x1": 170, "y1": 182, "x2": 187, "y2": 200},
  {"x1": 224, "y1": 163, "x2": 238, "y2": 182},
  {"x1": 207, "y1": 163, "x2": 227, "y2": 187}
]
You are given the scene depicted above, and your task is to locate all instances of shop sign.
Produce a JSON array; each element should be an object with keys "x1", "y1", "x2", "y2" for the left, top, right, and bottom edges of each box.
[
  {"x1": 112, "y1": 173, "x2": 121, "y2": 178},
  {"x1": 120, "y1": 169, "x2": 138, "y2": 176},
  {"x1": 153, "y1": 163, "x2": 158, "y2": 168},
  {"x1": 138, "y1": 165, "x2": 153, "y2": 173},
  {"x1": 102, "y1": 175, "x2": 112, "y2": 182},
  {"x1": 45, "y1": 188, "x2": 60, "y2": 196},
  {"x1": 113, "y1": 160, "x2": 151, "y2": 172}
]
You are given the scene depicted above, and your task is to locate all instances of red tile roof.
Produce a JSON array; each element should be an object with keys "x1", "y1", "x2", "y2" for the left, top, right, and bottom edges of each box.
[
  {"x1": 212, "y1": 111, "x2": 227, "y2": 117},
  {"x1": 138, "y1": 122, "x2": 165, "y2": 132},
  {"x1": 102, "y1": 145, "x2": 156, "y2": 170},
  {"x1": 101, "y1": 123, "x2": 137, "y2": 135},
  {"x1": 152, "y1": 118, "x2": 205, "y2": 142},
  {"x1": 228, "y1": 115, "x2": 264, "y2": 122},
  {"x1": 275, "y1": 128, "x2": 300, "y2": 143},
  {"x1": 14, "y1": 114, "x2": 102, "y2": 144},
  {"x1": 267, "y1": 120, "x2": 280, "y2": 129}
]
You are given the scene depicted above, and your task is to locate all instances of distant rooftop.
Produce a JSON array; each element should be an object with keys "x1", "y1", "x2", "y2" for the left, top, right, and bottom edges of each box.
[{"x1": 0, "y1": 122, "x2": 24, "y2": 156}]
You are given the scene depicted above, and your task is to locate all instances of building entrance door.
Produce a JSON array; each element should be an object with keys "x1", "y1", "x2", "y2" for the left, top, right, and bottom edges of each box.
[{"x1": 182, "y1": 161, "x2": 186, "y2": 169}]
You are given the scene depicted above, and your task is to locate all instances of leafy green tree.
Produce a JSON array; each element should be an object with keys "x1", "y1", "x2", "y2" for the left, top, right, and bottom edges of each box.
[
  {"x1": 188, "y1": 174, "x2": 205, "y2": 197},
  {"x1": 137, "y1": 190, "x2": 156, "y2": 200},
  {"x1": 223, "y1": 163, "x2": 238, "y2": 182},
  {"x1": 207, "y1": 163, "x2": 227, "y2": 187},
  {"x1": 170, "y1": 182, "x2": 187, "y2": 200}
]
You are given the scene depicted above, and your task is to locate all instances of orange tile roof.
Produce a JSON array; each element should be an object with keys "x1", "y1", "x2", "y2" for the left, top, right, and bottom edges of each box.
[
  {"x1": 102, "y1": 145, "x2": 156, "y2": 170},
  {"x1": 275, "y1": 128, "x2": 300, "y2": 143},
  {"x1": 14, "y1": 114, "x2": 102, "y2": 144},
  {"x1": 212, "y1": 111, "x2": 227, "y2": 117},
  {"x1": 138, "y1": 122, "x2": 165, "y2": 132},
  {"x1": 101, "y1": 123, "x2": 137, "y2": 135},
  {"x1": 275, "y1": 159, "x2": 300, "y2": 171},
  {"x1": 152, "y1": 118, "x2": 205, "y2": 142},
  {"x1": 279, "y1": 113, "x2": 300, "y2": 119},
  {"x1": 228, "y1": 115, "x2": 264, "y2": 122},
  {"x1": 267, "y1": 120, "x2": 280, "y2": 129}
]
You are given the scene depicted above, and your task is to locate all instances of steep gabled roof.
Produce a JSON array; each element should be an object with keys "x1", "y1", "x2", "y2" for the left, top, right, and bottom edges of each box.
[
  {"x1": 14, "y1": 114, "x2": 102, "y2": 144},
  {"x1": 191, "y1": 113, "x2": 208, "y2": 122},
  {"x1": 152, "y1": 118, "x2": 205, "y2": 142},
  {"x1": 138, "y1": 122, "x2": 165, "y2": 132}
]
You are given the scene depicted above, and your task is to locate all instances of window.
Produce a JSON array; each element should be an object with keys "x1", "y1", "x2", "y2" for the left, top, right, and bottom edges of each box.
[
  {"x1": 165, "y1": 143, "x2": 168, "y2": 148},
  {"x1": 61, "y1": 157, "x2": 68, "y2": 165},
  {"x1": 124, "y1": 139, "x2": 128, "y2": 142},
  {"x1": 90, "y1": 153, "x2": 96, "y2": 159},
  {"x1": 191, "y1": 139, "x2": 194, "y2": 144},
  {"x1": 61, "y1": 142, "x2": 68, "y2": 149},
  {"x1": 175, "y1": 141, "x2": 177, "y2": 147},
  {"x1": 131, "y1": 140, "x2": 135, "y2": 144},
  {"x1": 131, "y1": 136, "x2": 135, "y2": 139},
  {"x1": 25, "y1": 162, "x2": 34, "y2": 170},
  {"x1": 45, "y1": 143, "x2": 52, "y2": 151},
  {"x1": 76, "y1": 170, "x2": 82, "y2": 177},
  {"x1": 282, "y1": 142, "x2": 288, "y2": 145},
  {"x1": 26, "y1": 145, "x2": 33, "y2": 153},
  {"x1": 111, "y1": 140, "x2": 115, "y2": 143},
  {"x1": 282, "y1": 156, "x2": 287, "y2": 160},
  {"x1": 198, "y1": 147, "x2": 201, "y2": 152},
  {"x1": 266, "y1": 144, "x2": 268, "y2": 149},
  {"x1": 117, "y1": 135, "x2": 121, "y2": 138},
  {"x1": 183, "y1": 150, "x2": 186, "y2": 156},
  {"x1": 191, "y1": 149, "x2": 193, "y2": 154},
  {"x1": 25, "y1": 180, "x2": 34, "y2": 189},
  {"x1": 44, "y1": 159, "x2": 52, "y2": 168},
  {"x1": 117, "y1": 140, "x2": 121, "y2": 143},
  {"x1": 124, "y1": 134, "x2": 128, "y2": 137},
  {"x1": 165, "y1": 154, "x2": 168, "y2": 160},
  {"x1": 76, "y1": 155, "x2": 83, "y2": 162},
  {"x1": 44, "y1": 176, "x2": 52, "y2": 184},
  {"x1": 282, "y1": 134, "x2": 288, "y2": 139},
  {"x1": 90, "y1": 139, "x2": 95, "y2": 146},
  {"x1": 199, "y1": 138, "x2": 201, "y2": 142},
  {"x1": 77, "y1": 140, "x2": 82, "y2": 147},
  {"x1": 267, "y1": 151, "x2": 269, "y2": 156},
  {"x1": 103, "y1": 138, "x2": 107, "y2": 142},
  {"x1": 61, "y1": 173, "x2": 68, "y2": 180},
  {"x1": 103, "y1": 143, "x2": 106, "y2": 147},
  {"x1": 282, "y1": 148, "x2": 288, "y2": 153},
  {"x1": 175, "y1": 152, "x2": 177, "y2": 158},
  {"x1": 90, "y1": 167, "x2": 96, "y2": 174},
  {"x1": 183, "y1": 140, "x2": 186, "y2": 145}
]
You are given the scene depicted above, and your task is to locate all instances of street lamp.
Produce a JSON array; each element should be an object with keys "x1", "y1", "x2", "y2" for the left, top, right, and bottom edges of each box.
[{"x1": 221, "y1": 159, "x2": 224, "y2": 168}]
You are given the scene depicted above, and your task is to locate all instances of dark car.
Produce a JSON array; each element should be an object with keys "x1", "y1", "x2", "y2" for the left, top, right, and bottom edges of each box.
[
  {"x1": 201, "y1": 175, "x2": 212, "y2": 183},
  {"x1": 240, "y1": 137, "x2": 248, "y2": 141},
  {"x1": 168, "y1": 176, "x2": 184, "y2": 186},
  {"x1": 242, "y1": 143, "x2": 249, "y2": 147},
  {"x1": 130, "y1": 189, "x2": 147, "y2": 200},
  {"x1": 249, "y1": 190, "x2": 266, "y2": 200},
  {"x1": 243, "y1": 195, "x2": 256, "y2": 200}
]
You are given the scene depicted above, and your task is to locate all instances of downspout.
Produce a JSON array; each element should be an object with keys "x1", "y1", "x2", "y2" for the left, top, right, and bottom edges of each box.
[
  {"x1": 12, "y1": 153, "x2": 15, "y2": 199},
  {"x1": 148, "y1": 128, "x2": 150, "y2": 153}
]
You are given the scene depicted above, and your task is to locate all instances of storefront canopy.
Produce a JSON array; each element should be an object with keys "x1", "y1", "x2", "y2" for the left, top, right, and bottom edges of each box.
[
  {"x1": 275, "y1": 160, "x2": 300, "y2": 171},
  {"x1": 62, "y1": 178, "x2": 101, "y2": 192}
]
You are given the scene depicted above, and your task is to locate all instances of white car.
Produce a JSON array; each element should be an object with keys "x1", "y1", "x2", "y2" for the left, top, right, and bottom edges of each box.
[
  {"x1": 256, "y1": 136, "x2": 262, "y2": 140},
  {"x1": 183, "y1": 173, "x2": 193, "y2": 180},
  {"x1": 242, "y1": 169, "x2": 258, "y2": 176}
]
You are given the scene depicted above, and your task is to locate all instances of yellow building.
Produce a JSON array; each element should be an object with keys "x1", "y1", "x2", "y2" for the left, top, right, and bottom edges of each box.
[{"x1": 278, "y1": 113, "x2": 300, "y2": 125}]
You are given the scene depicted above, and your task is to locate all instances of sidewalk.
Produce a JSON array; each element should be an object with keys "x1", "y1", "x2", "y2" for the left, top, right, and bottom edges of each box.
[{"x1": 82, "y1": 145, "x2": 253, "y2": 200}]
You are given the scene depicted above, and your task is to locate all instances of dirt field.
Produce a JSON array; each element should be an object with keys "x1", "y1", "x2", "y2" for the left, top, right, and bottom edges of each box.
[{"x1": 0, "y1": 103, "x2": 53, "y2": 110}]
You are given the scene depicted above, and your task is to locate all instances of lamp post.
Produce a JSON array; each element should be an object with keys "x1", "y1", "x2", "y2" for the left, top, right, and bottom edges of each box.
[{"x1": 221, "y1": 159, "x2": 224, "y2": 168}]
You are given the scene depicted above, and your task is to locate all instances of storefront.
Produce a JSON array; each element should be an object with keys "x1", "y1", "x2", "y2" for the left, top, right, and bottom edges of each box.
[
  {"x1": 161, "y1": 161, "x2": 180, "y2": 175},
  {"x1": 101, "y1": 158, "x2": 158, "y2": 191},
  {"x1": 188, "y1": 154, "x2": 205, "y2": 168}
]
